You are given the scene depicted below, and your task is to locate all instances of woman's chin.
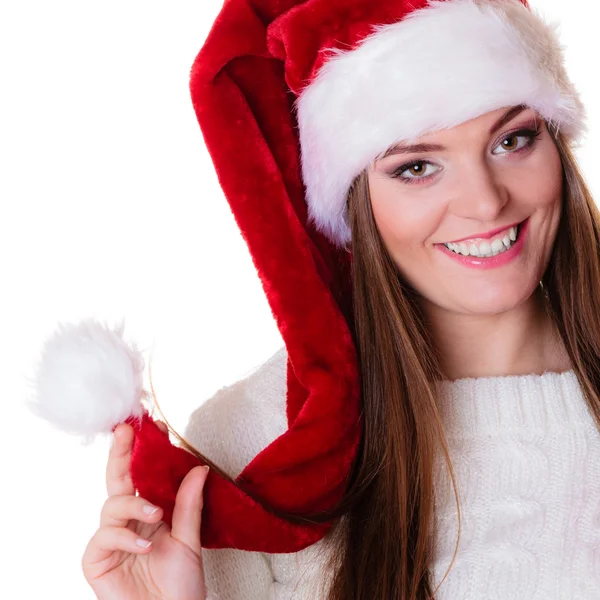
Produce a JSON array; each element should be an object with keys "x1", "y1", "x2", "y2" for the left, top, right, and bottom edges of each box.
[{"x1": 449, "y1": 283, "x2": 539, "y2": 316}]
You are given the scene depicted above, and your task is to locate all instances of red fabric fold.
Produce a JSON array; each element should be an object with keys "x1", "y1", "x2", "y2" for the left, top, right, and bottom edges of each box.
[{"x1": 128, "y1": 414, "x2": 333, "y2": 551}]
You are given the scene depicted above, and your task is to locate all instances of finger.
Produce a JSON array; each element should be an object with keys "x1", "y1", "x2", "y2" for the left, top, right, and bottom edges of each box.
[
  {"x1": 155, "y1": 420, "x2": 168, "y2": 434},
  {"x1": 100, "y1": 495, "x2": 163, "y2": 529},
  {"x1": 82, "y1": 526, "x2": 153, "y2": 570},
  {"x1": 170, "y1": 466, "x2": 209, "y2": 556},
  {"x1": 106, "y1": 423, "x2": 135, "y2": 497}
]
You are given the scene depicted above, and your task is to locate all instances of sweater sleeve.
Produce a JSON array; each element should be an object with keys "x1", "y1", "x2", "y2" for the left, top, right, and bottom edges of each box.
[{"x1": 182, "y1": 346, "x2": 334, "y2": 599}]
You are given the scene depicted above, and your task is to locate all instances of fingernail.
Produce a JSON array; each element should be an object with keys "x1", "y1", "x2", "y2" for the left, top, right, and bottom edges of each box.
[
  {"x1": 143, "y1": 504, "x2": 159, "y2": 515},
  {"x1": 203, "y1": 465, "x2": 210, "y2": 474},
  {"x1": 136, "y1": 538, "x2": 152, "y2": 548}
]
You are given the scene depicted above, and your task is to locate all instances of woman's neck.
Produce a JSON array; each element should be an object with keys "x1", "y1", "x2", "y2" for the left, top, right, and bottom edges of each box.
[{"x1": 422, "y1": 285, "x2": 572, "y2": 381}]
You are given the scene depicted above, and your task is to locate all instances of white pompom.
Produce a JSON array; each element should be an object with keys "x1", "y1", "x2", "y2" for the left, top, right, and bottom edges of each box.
[{"x1": 26, "y1": 317, "x2": 146, "y2": 444}]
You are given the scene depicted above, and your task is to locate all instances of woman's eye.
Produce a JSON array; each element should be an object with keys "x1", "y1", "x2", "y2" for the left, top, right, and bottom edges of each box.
[
  {"x1": 391, "y1": 127, "x2": 540, "y2": 184},
  {"x1": 492, "y1": 130, "x2": 538, "y2": 155},
  {"x1": 393, "y1": 161, "x2": 439, "y2": 184}
]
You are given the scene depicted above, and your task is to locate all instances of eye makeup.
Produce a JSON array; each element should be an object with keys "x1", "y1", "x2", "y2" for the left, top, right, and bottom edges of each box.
[{"x1": 389, "y1": 122, "x2": 543, "y2": 186}]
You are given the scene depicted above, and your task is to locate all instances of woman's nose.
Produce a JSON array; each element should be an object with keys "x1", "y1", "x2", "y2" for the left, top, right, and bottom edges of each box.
[{"x1": 449, "y1": 163, "x2": 509, "y2": 222}]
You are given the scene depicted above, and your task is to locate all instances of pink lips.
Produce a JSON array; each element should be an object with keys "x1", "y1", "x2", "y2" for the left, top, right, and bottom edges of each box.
[
  {"x1": 445, "y1": 220, "x2": 522, "y2": 244},
  {"x1": 437, "y1": 218, "x2": 529, "y2": 269}
]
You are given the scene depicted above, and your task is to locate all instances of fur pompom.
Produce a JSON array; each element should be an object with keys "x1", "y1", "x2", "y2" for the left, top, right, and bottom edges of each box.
[{"x1": 27, "y1": 318, "x2": 146, "y2": 444}]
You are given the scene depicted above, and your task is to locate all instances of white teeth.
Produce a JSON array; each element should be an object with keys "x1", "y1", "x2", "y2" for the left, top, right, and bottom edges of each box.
[
  {"x1": 443, "y1": 224, "x2": 520, "y2": 257},
  {"x1": 478, "y1": 240, "x2": 492, "y2": 255},
  {"x1": 491, "y1": 238, "x2": 504, "y2": 253},
  {"x1": 469, "y1": 243, "x2": 480, "y2": 256}
]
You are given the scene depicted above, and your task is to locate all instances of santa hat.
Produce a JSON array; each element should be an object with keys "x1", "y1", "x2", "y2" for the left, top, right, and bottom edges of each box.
[{"x1": 29, "y1": 0, "x2": 586, "y2": 553}]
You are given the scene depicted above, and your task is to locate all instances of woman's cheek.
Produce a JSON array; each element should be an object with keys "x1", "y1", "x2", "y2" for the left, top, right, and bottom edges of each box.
[
  {"x1": 373, "y1": 193, "x2": 446, "y2": 252},
  {"x1": 508, "y1": 138, "x2": 563, "y2": 212}
]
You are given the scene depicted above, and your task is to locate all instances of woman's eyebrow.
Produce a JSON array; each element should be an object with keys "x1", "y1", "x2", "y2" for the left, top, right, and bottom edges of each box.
[{"x1": 378, "y1": 104, "x2": 530, "y2": 160}]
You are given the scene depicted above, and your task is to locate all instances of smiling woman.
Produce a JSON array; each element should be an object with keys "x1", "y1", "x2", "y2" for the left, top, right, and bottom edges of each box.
[
  {"x1": 334, "y1": 109, "x2": 600, "y2": 598},
  {"x1": 353, "y1": 99, "x2": 583, "y2": 372},
  {"x1": 74, "y1": 0, "x2": 600, "y2": 599},
  {"x1": 366, "y1": 105, "x2": 564, "y2": 323}
]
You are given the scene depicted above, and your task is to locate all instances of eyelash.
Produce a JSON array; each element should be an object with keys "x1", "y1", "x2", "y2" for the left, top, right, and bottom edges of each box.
[{"x1": 391, "y1": 126, "x2": 543, "y2": 185}]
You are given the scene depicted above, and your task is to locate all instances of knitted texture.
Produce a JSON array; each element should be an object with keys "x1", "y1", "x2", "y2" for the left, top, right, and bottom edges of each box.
[
  {"x1": 185, "y1": 348, "x2": 600, "y2": 599},
  {"x1": 430, "y1": 369, "x2": 600, "y2": 598}
]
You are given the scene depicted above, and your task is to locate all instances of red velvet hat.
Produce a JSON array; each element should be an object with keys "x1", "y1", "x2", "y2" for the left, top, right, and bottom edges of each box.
[{"x1": 29, "y1": 0, "x2": 585, "y2": 553}]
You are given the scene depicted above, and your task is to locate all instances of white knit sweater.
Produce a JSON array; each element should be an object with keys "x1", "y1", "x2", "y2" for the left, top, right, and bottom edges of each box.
[{"x1": 184, "y1": 347, "x2": 600, "y2": 599}]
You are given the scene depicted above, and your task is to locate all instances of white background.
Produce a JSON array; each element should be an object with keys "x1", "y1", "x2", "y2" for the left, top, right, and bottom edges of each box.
[{"x1": 1, "y1": 1, "x2": 598, "y2": 597}]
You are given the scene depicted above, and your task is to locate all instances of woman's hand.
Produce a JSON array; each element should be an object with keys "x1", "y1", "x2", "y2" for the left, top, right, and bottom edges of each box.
[{"x1": 82, "y1": 422, "x2": 209, "y2": 600}]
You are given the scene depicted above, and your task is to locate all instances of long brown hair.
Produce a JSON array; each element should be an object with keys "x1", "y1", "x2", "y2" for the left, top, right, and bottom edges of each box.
[
  {"x1": 159, "y1": 126, "x2": 600, "y2": 599},
  {"x1": 321, "y1": 125, "x2": 600, "y2": 599}
]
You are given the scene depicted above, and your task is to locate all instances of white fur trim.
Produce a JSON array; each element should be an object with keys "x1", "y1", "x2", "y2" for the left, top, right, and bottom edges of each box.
[
  {"x1": 296, "y1": 0, "x2": 587, "y2": 248},
  {"x1": 26, "y1": 318, "x2": 146, "y2": 444}
]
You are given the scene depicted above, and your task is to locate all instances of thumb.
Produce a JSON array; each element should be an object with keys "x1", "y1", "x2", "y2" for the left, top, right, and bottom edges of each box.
[{"x1": 170, "y1": 465, "x2": 210, "y2": 556}]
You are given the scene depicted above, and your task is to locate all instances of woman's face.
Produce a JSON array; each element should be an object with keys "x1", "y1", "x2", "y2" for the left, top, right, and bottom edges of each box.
[{"x1": 367, "y1": 105, "x2": 563, "y2": 315}]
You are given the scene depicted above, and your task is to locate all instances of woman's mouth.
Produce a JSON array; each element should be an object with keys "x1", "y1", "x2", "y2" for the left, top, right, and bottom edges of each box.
[
  {"x1": 442, "y1": 223, "x2": 521, "y2": 258},
  {"x1": 436, "y1": 218, "x2": 530, "y2": 269}
]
